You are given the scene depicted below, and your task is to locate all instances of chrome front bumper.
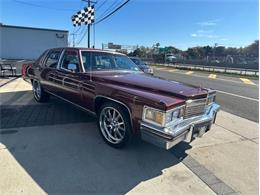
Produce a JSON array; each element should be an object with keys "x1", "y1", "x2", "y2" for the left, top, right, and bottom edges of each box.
[{"x1": 140, "y1": 103, "x2": 220, "y2": 150}]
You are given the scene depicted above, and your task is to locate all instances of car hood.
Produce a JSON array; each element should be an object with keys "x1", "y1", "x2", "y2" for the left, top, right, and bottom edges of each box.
[{"x1": 90, "y1": 71, "x2": 208, "y2": 99}]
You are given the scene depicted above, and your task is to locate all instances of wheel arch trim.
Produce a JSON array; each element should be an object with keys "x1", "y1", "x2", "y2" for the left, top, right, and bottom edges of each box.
[{"x1": 95, "y1": 95, "x2": 133, "y2": 127}]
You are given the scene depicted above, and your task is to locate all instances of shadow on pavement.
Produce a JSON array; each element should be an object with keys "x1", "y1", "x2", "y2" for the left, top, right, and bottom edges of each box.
[
  {"x1": 1, "y1": 91, "x2": 95, "y2": 129},
  {"x1": 0, "y1": 121, "x2": 190, "y2": 194},
  {"x1": 0, "y1": 90, "x2": 192, "y2": 194}
]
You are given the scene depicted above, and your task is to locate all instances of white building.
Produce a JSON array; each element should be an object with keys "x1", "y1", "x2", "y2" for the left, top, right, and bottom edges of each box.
[{"x1": 0, "y1": 23, "x2": 68, "y2": 60}]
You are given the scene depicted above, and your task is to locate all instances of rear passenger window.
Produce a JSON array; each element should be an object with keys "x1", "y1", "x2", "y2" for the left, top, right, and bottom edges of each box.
[{"x1": 45, "y1": 50, "x2": 62, "y2": 68}]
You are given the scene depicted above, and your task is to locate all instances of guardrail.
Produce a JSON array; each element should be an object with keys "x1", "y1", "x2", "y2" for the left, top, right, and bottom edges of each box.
[{"x1": 148, "y1": 63, "x2": 259, "y2": 76}]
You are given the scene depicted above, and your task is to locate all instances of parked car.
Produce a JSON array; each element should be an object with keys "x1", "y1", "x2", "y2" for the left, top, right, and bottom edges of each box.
[
  {"x1": 165, "y1": 54, "x2": 177, "y2": 63},
  {"x1": 129, "y1": 57, "x2": 153, "y2": 74},
  {"x1": 22, "y1": 47, "x2": 220, "y2": 149}
]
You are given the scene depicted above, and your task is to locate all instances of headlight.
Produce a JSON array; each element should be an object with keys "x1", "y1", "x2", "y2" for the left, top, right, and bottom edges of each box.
[
  {"x1": 143, "y1": 107, "x2": 165, "y2": 126},
  {"x1": 207, "y1": 94, "x2": 216, "y2": 105},
  {"x1": 143, "y1": 106, "x2": 184, "y2": 127}
]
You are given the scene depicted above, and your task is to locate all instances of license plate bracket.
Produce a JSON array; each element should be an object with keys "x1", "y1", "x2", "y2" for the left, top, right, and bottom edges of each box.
[{"x1": 193, "y1": 121, "x2": 211, "y2": 138}]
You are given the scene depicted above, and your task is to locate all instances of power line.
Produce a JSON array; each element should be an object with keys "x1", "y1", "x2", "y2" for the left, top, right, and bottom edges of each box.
[
  {"x1": 96, "y1": 0, "x2": 108, "y2": 11},
  {"x1": 95, "y1": 0, "x2": 130, "y2": 25},
  {"x1": 96, "y1": 0, "x2": 120, "y2": 20},
  {"x1": 70, "y1": 25, "x2": 87, "y2": 47},
  {"x1": 76, "y1": 26, "x2": 88, "y2": 46},
  {"x1": 73, "y1": 26, "x2": 82, "y2": 34},
  {"x1": 78, "y1": 25, "x2": 87, "y2": 36},
  {"x1": 12, "y1": 0, "x2": 76, "y2": 11},
  {"x1": 76, "y1": 0, "x2": 131, "y2": 46}
]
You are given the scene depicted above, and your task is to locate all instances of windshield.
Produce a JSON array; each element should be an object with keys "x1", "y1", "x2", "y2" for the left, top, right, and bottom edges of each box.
[
  {"x1": 81, "y1": 51, "x2": 141, "y2": 72},
  {"x1": 131, "y1": 58, "x2": 147, "y2": 66}
]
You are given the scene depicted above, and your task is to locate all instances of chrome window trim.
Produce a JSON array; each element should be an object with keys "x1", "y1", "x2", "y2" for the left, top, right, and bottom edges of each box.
[
  {"x1": 79, "y1": 50, "x2": 86, "y2": 73},
  {"x1": 80, "y1": 49, "x2": 125, "y2": 56},
  {"x1": 57, "y1": 49, "x2": 65, "y2": 70},
  {"x1": 39, "y1": 50, "x2": 49, "y2": 66},
  {"x1": 42, "y1": 49, "x2": 51, "y2": 66},
  {"x1": 43, "y1": 49, "x2": 63, "y2": 68},
  {"x1": 58, "y1": 49, "x2": 83, "y2": 73}
]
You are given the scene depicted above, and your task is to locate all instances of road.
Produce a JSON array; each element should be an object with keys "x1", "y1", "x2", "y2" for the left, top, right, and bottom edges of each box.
[{"x1": 153, "y1": 67, "x2": 259, "y2": 122}]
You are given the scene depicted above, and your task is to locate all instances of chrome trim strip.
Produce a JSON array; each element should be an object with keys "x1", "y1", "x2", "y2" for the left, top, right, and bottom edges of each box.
[
  {"x1": 80, "y1": 49, "x2": 125, "y2": 56},
  {"x1": 60, "y1": 67, "x2": 75, "y2": 72},
  {"x1": 57, "y1": 49, "x2": 65, "y2": 69},
  {"x1": 184, "y1": 97, "x2": 208, "y2": 118},
  {"x1": 141, "y1": 125, "x2": 178, "y2": 140},
  {"x1": 141, "y1": 122, "x2": 173, "y2": 138},
  {"x1": 140, "y1": 103, "x2": 220, "y2": 150},
  {"x1": 141, "y1": 103, "x2": 220, "y2": 138},
  {"x1": 46, "y1": 90, "x2": 96, "y2": 116},
  {"x1": 79, "y1": 50, "x2": 86, "y2": 73}
]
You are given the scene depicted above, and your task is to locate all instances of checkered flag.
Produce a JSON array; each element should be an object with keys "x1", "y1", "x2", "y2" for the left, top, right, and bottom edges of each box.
[{"x1": 71, "y1": 5, "x2": 95, "y2": 26}]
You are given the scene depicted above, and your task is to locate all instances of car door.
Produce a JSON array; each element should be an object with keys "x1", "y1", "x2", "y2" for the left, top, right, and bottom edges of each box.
[
  {"x1": 56, "y1": 49, "x2": 83, "y2": 104},
  {"x1": 40, "y1": 49, "x2": 63, "y2": 94},
  {"x1": 78, "y1": 50, "x2": 97, "y2": 111}
]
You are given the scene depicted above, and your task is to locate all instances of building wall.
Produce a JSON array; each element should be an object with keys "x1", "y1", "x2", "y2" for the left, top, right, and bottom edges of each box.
[{"x1": 0, "y1": 25, "x2": 68, "y2": 60}]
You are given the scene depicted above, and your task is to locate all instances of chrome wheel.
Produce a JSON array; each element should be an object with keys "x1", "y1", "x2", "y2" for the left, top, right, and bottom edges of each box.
[
  {"x1": 99, "y1": 107, "x2": 126, "y2": 144},
  {"x1": 33, "y1": 81, "x2": 41, "y2": 100}
]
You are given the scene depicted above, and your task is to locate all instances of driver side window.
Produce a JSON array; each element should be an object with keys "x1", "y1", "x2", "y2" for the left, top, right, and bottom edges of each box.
[
  {"x1": 60, "y1": 50, "x2": 80, "y2": 72},
  {"x1": 45, "y1": 50, "x2": 61, "y2": 68}
]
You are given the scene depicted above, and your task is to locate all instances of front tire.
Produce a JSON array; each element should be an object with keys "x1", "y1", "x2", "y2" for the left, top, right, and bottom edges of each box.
[
  {"x1": 98, "y1": 102, "x2": 132, "y2": 148},
  {"x1": 32, "y1": 80, "x2": 49, "y2": 102}
]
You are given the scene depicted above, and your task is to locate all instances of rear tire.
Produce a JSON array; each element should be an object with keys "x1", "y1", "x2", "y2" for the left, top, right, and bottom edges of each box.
[
  {"x1": 97, "y1": 102, "x2": 132, "y2": 148},
  {"x1": 32, "y1": 80, "x2": 49, "y2": 102}
]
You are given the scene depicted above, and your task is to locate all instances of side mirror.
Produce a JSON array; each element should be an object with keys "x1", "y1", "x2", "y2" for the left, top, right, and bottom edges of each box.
[{"x1": 68, "y1": 63, "x2": 77, "y2": 72}]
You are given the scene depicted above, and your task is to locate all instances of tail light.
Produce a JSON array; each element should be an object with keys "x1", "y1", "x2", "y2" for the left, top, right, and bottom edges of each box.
[{"x1": 22, "y1": 64, "x2": 28, "y2": 77}]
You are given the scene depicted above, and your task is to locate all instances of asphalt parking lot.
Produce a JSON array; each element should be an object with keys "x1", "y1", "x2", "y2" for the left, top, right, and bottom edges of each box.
[
  {"x1": 153, "y1": 67, "x2": 259, "y2": 122},
  {"x1": 0, "y1": 78, "x2": 259, "y2": 195}
]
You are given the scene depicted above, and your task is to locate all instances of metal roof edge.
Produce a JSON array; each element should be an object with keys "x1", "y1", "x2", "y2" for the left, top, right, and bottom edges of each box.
[{"x1": 0, "y1": 23, "x2": 68, "y2": 33}]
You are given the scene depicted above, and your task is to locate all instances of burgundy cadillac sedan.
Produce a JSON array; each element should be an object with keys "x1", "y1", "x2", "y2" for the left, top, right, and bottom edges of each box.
[{"x1": 22, "y1": 47, "x2": 220, "y2": 149}]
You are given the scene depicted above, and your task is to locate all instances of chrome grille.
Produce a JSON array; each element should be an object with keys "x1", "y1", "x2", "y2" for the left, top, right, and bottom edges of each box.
[{"x1": 184, "y1": 98, "x2": 207, "y2": 119}]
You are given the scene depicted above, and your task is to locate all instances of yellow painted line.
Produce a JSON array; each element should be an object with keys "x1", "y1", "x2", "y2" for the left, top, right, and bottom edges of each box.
[
  {"x1": 240, "y1": 78, "x2": 256, "y2": 85},
  {"x1": 208, "y1": 74, "x2": 217, "y2": 79},
  {"x1": 155, "y1": 67, "x2": 167, "y2": 70},
  {"x1": 185, "y1": 71, "x2": 194, "y2": 75}
]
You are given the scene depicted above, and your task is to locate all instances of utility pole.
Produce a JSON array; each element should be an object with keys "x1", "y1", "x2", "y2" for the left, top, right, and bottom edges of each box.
[
  {"x1": 87, "y1": 0, "x2": 90, "y2": 48},
  {"x1": 71, "y1": 33, "x2": 76, "y2": 47},
  {"x1": 82, "y1": 0, "x2": 93, "y2": 48},
  {"x1": 69, "y1": 33, "x2": 77, "y2": 47}
]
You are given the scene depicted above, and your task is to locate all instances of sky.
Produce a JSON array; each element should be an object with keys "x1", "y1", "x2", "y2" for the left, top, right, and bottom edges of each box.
[{"x1": 0, "y1": 0, "x2": 259, "y2": 50}]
